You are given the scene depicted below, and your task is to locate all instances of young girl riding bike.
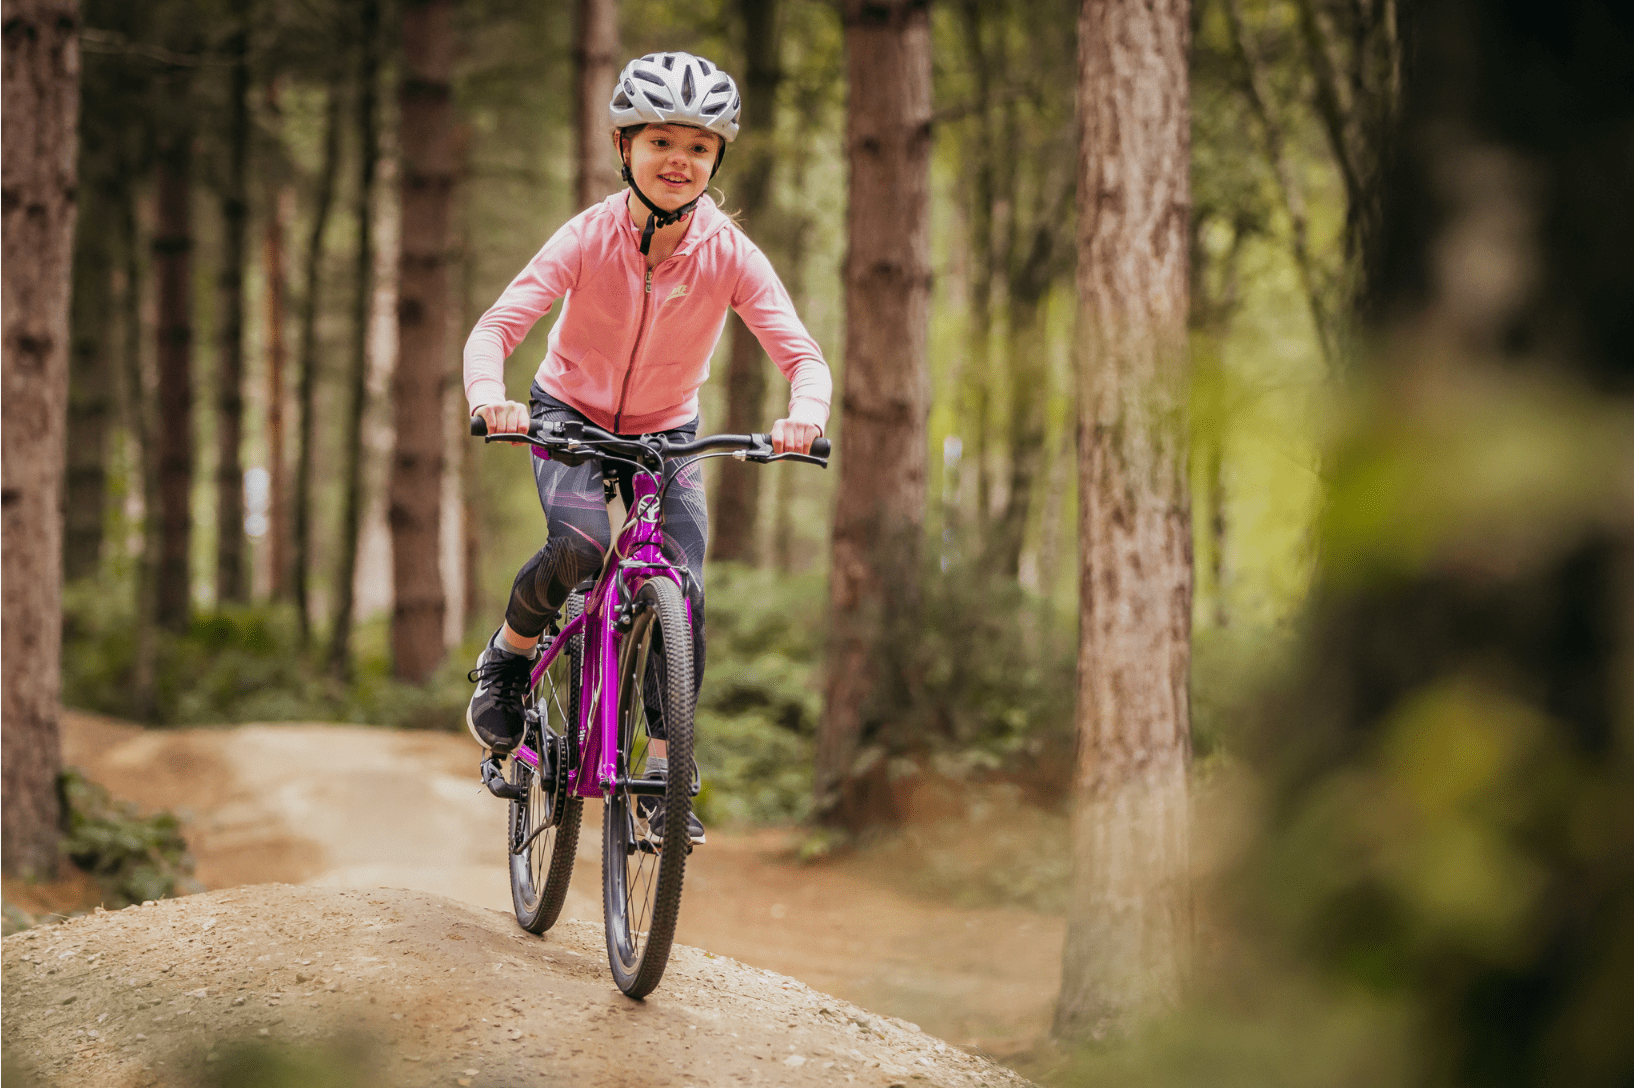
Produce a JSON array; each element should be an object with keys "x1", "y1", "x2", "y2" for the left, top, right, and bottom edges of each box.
[{"x1": 463, "y1": 52, "x2": 831, "y2": 845}]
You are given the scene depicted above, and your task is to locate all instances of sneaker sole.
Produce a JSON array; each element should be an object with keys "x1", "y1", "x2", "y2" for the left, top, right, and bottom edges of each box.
[{"x1": 466, "y1": 702, "x2": 515, "y2": 756}]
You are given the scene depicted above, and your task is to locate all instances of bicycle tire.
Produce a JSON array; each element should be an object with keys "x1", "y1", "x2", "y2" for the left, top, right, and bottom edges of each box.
[
  {"x1": 510, "y1": 591, "x2": 586, "y2": 933},
  {"x1": 602, "y1": 576, "x2": 695, "y2": 998}
]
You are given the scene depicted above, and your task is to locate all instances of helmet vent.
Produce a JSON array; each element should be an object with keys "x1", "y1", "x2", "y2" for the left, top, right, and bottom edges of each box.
[
  {"x1": 646, "y1": 90, "x2": 674, "y2": 109},
  {"x1": 711, "y1": 80, "x2": 731, "y2": 95},
  {"x1": 681, "y1": 67, "x2": 695, "y2": 105},
  {"x1": 634, "y1": 69, "x2": 666, "y2": 86},
  {"x1": 698, "y1": 59, "x2": 713, "y2": 75},
  {"x1": 661, "y1": 54, "x2": 675, "y2": 69},
  {"x1": 612, "y1": 91, "x2": 632, "y2": 110}
]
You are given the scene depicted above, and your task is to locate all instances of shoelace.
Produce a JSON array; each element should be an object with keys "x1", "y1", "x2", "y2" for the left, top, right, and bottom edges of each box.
[{"x1": 469, "y1": 652, "x2": 532, "y2": 707}]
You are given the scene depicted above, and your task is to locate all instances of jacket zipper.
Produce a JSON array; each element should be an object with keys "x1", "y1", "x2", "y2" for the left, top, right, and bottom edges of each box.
[{"x1": 613, "y1": 265, "x2": 655, "y2": 434}]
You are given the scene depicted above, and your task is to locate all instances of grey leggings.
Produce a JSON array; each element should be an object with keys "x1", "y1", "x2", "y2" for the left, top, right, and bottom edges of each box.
[{"x1": 503, "y1": 387, "x2": 708, "y2": 724}]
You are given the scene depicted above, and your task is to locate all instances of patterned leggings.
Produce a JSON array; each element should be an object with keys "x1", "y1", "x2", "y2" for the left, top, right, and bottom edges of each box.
[{"x1": 503, "y1": 387, "x2": 708, "y2": 729}]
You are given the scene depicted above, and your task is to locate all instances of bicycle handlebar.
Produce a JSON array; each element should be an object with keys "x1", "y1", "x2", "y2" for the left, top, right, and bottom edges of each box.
[{"x1": 469, "y1": 414, "x2": 830, "y2": 468}]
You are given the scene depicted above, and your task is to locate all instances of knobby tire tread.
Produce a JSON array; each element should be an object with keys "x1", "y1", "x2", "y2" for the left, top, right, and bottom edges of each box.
[
  {"x1": 511, "y1": 592, "x2": 585, "y2": 933},
  {"x1": 603, "y1": 577, "x2": 694, "y2": 998}
]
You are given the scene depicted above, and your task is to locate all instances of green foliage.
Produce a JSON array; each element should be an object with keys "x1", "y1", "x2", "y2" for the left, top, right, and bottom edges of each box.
[
  {"x1": 58, "y1": 769, "x2": 201, "y2": 908},
  {"x1": 692, "y1": 564, "x2": 827, "y2": 825},
  {"x1": 695, "y1": 560, "x2": 1081, "y2": 829},
  {"x1": 197, "y1": 1038, "x2": 382, "y2": 1088},
  {"x1": 60, "y1": 587, "x2": 478, "y2": 732}
]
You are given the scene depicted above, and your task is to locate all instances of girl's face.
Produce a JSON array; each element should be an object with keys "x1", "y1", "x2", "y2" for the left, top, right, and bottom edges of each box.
[{"x1": 619, "y1": 123, "x2": 720, "y2": 211}]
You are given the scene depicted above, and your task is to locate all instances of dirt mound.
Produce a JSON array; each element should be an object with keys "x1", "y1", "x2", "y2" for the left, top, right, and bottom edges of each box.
[
  {"x1": 3, "y1": 883, "x2": 1034, "y2": 1088},
  {"x1": 41, "y1": 712, "x2": 1065, "y2": 1055}
]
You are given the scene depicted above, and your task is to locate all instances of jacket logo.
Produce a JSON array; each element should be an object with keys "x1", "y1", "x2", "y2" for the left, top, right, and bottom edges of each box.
[{"x1": 665, "y1": 284, "x2": 690, "y2": 302}]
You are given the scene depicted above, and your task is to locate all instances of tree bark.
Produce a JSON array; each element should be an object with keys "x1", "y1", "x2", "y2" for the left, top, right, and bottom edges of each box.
[
  {"x1": 992, "y1": 211, "x2": 1069, "y2": 579},
  {"x1": 264, "y1": 174, "x2": 292, "y2": 600},
  {"x1": 573, "y1": 0, "x2": 621, "y2": 210},
  {"x1": 64, "y1": 182, "x2": 114, "y2": 582},
  {"x1": 814, "y1": 0, "x2": 932, "y2": 832},
  {"x1": 1290, "y1": 0, "x2": 1399, "y2": 330},
  {"x1": 215, "y1": 19, "x2": 251, "y2": 606},
  {"x1": 120, "y1": 186, "x2": 160, "y2": 720},
  {"x1": 1055, "y1": 0, "x2": 1193, "y2": 1040},
  {"x1": 153, "y1": 75, "x2": 195, "y2": 633},
  {"x1": 390, "y1": 0, "x2": 456, "y2": 682},
  {"x1": 953, "y1": 0, "x2": 1000, "y2": 545},
  {"x1": 2, "y1": 0, "x2": 80, "y2": 879},
  {"x1": 294, "y1": 76, "x2": 345, "y2": 646},
  {"x1": 329, "y1": 0, "x2": 381, "y2": 676},
  {"x1": 712, "y1": 0, "x2": 783, "y2": 564}
]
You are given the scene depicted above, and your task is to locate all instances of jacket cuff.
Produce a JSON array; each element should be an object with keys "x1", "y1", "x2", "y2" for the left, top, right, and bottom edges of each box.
[
  {"x1": 466, "y1": 379, "x2": 510, "y2": 415},
  {"x1": 786, "y1": 397, "x2": 829, "y2": 435}
]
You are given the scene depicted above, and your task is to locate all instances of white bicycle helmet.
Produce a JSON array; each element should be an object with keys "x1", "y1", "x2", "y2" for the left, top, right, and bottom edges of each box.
[
  {"x1": 610, "y1": 52, "x2": 742, "y2": 255},
  {"x1": 610, "y1": 52, "x2": 741, "y2": 143}
]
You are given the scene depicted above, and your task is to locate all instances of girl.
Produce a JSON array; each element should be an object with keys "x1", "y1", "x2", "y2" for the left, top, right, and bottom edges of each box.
[{"x1": 463, "y1": 52, "x2": 831, "y2": 844}]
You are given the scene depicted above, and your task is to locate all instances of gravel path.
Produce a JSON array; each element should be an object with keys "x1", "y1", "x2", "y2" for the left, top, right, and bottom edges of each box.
[{"x1": 3, "y1": 884, "x2": 1036, "y2": 1088}]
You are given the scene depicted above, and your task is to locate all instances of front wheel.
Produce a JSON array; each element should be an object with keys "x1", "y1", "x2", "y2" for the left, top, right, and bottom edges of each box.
[
  {"x1": 510, "y1": 591, "x2": 585, "y2": 933},
  {"x1": 603, "y1": 577, "x2": 695, "y2": 998}
]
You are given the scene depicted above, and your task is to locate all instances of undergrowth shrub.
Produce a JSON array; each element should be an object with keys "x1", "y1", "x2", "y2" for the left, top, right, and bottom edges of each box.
[
  {"x1": 59, "y1": 769, "x2": 202, "y2": 906},
  {"x1": 60, "y1": 583, "x2": 477, "y2": 731}
]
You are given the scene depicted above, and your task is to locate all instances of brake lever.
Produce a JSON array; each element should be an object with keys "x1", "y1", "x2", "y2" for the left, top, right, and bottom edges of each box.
[{"x1": 765, "y1": 452, "x2": 829, "y2": 468}]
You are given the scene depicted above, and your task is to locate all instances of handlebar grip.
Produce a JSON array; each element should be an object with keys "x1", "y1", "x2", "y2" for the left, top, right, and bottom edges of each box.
[
  {"x1": 470, "y1": 415, "x2": 488, "y2": 437},
  {"x1": 811, "y1": 437, "x2": 830, "y2": 459}
]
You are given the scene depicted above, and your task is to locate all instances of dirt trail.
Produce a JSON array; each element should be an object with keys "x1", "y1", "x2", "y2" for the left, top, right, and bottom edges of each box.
[
  {"x1": 35, "y1": 713, "x2": 1063, "y2": 1055},
  {"x1": 2, "y1": 884, "x2": 1033, "y2": 1088}
]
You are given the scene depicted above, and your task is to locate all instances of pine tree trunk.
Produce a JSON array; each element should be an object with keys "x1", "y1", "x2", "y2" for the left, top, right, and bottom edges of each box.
[
  {"x1": 390, "y1": 0, "x2": 456, "y2": 682},
  {"x1": 64, "y1": 184, "x2": 114, "y2": 582},
  {"x1": 955, "y1": 0, "x2": 998, "y2": 545},
  {"x1": 992, "y1": 222, "x2": 1059, "y2": 579},
  {"x1": 711, "y1": 0, "x2": 783, "y2": 564},
  {"x1": 265, "y1": 181, "x2": 292, "y2": 599},
  {"x1": 2, "y1": 0, "x2": 80, "y2": 879},
  {"x1": 574, "y1": 0, "x2": 621, "y2": 210},
  {"x1": 120, "y1": 187, "x2": 160, "y2": 720},
  {"x1": 294, "y1": 78, "x2": 345, "y2": 646},
  {"x1": 215, "y1": 22, "x2": 251, "y2": 606},
  {"x1": 814, "y1": 0, "x2": 932, "y2": 832},
  {"x1": 329, "y1": 0, "x2": 381, "y2": 676},
  {"x1": 153, "y1": 83, "x2": 195, "y2": 633},
  {"x1": 1055, "y1": 0, "x2": 1193, "y2": 1040}
]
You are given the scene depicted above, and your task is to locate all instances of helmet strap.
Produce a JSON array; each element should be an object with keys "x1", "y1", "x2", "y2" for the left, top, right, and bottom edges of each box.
[{"x1": 621, "y1": 161, "x2": 699, "y2": 257}]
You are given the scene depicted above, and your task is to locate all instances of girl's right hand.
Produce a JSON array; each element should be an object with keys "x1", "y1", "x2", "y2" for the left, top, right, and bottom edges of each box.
[{"x1": 473, "y1": 401, "x2": 531, "y2": 441}]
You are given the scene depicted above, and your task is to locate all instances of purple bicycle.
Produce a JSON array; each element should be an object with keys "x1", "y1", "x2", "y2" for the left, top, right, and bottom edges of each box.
[{"x1": 470, "y1": 415, "x2": 828, "y2": 998}]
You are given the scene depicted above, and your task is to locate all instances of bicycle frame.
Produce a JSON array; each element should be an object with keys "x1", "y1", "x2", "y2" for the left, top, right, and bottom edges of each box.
[{"x1": 512, "y1": 463, "x2": 683, "y2": 801}]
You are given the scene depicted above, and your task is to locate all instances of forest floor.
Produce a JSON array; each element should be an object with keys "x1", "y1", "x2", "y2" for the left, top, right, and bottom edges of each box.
[{"x1": 3, "y1": 713, "x2": 1066, "y2": 1087}]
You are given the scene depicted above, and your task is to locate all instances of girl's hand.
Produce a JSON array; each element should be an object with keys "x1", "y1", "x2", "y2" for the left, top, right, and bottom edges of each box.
[
  {"x1": 474, "y1": 401, "x2": 530, "y2": 444},
  {"x1": 771, "y1": 418, "x2": 820, "y2": 455}
]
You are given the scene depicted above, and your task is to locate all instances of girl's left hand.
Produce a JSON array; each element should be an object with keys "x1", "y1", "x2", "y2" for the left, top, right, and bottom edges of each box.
[{"x1": 771, "y1": 418, "x2": 820, "y2": 455}]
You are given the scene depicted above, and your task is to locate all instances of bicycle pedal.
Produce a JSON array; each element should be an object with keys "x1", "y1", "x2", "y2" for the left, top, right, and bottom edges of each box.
[{"x1": 480, "y1": 756, "x2": 526, "y2": 801}]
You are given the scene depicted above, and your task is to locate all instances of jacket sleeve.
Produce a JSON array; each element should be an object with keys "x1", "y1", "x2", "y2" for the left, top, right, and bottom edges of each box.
[
  {"x1": 463, "y1": 219, "x2": 584, "y2": 412},
  {"x1": 729, "y1": 241, "x2": 833, "y2": 433}
]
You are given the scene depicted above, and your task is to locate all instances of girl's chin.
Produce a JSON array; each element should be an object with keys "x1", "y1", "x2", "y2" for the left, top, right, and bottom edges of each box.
[{"x1": 647, "y1": 182, "x2": 701, "y2": 205}]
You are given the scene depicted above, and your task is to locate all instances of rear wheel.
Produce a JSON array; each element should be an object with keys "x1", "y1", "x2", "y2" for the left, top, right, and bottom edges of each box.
[
  {"x1": 510, "y1": 591, "x2": 585, "y2": 933},
  {"x1": 602, "y1": 577, "x2": 695, "y2": 998}
]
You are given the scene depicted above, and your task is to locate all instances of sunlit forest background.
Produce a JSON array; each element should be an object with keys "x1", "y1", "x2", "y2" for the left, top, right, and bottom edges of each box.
[
  {"x1": 62, "y1": 0, "x2": 1327, "y2": 798},
  {"x1": 10, "y1": 0, "x2": 1633, "y2": 1082}
]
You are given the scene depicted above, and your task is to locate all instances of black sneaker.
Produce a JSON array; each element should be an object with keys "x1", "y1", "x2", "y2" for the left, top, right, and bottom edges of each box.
[
  {"x1": 466, "y1": 630, "x2": 536, "y2": 755},
  {"x1": 635, "y1": 779, "x2": 706, "y2": 847}
]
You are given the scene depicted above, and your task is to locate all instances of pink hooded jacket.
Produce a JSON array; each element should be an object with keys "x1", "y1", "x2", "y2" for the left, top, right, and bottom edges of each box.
[{"x1": 463, "y1": 193, "x2": 831, "y2": 436}]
